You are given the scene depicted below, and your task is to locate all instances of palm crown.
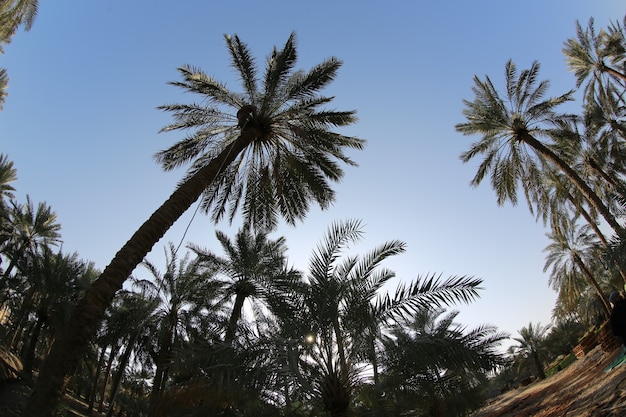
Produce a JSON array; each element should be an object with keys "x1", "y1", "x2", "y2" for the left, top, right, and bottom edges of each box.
[{"x1": 156, "y1": 32, "x2": 364, "y2": 230}]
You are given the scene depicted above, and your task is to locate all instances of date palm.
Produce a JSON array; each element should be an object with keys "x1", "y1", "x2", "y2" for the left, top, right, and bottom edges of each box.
[
  {"x1": 456, "y1": 60, "x2": 623, "y2": 234},
  {"x1": 510, "y1": 322, "x2": 551, "y2": 380},
  {"x1": 283, "y1": 219, "x2": 482, "y2": 417},
  {"x1": 189, "y1": 227, "x2": 297, "y2": 343},
  {"x1": 0, "y1": 154, "x2": 17, "y2": 261},
  {"x1": 562, "y1": 16, "x2": 626, "y2": 100},
  {"x1": 2, "y1": 196, "x2": 61, "y2": 281},
  {"x1": 28, "y1": 32, "x2": 363, "y2": 416},
  {"x1": 0, "y1": 0, "x2": 39, "y2": 109},
  {"x1": 543, "y1": 219, "x2": 612, "y2": 315},
  {"x1": 376, "y1": 308, "x2": 507, "y2": 417}
]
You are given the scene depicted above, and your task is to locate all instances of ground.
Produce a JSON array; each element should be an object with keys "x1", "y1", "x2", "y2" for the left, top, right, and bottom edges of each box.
[
  {"x1": 1, "y1": 345, "x2": 626, "y2": 416},
  {"x1": 472, "y1": 345, "x2": 626, "y2": 416}
]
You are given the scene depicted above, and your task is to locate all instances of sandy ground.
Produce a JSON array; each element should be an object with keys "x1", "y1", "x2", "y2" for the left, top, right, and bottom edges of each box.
[{"x1": 472, "y1": 345, "x2": 626, "y2": 417}]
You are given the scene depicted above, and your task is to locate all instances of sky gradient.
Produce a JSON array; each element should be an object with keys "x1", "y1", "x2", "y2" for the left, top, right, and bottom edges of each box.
[{"x1": 2, "y1": 1, "x2": 624, "y2": 350}]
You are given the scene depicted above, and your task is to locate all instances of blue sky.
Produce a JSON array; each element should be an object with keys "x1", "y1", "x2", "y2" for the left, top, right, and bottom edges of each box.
[{"x1": 2, "y1": 1, "x2": 624, "y2": 349}]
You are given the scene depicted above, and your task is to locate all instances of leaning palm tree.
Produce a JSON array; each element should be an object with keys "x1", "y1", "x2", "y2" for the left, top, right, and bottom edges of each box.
[
  {"x1": 456, "y1": 60, "x2": 623, "y2": 235},
  {"x1": 544, "y1": 219, "x2": 612, "y2": 316},
  {"x1": 27, "y1": 32, "x2": 364, "y2": 416}
]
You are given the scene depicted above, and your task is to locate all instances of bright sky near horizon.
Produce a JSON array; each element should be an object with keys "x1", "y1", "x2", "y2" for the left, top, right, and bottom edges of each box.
[{"x1": 2, "y1": 1, "x2": 624, "y2": 351}]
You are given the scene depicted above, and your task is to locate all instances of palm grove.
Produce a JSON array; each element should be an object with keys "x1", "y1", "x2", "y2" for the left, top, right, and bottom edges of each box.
[{"x1": 1, "y1": 5, "x2": 625, "y2": 417}]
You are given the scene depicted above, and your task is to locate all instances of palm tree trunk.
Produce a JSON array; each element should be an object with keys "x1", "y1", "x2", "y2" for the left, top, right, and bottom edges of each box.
[
  {"x1": 25, "y1": 131, "x2": 256, "y2": 417},
  {"x1": 105, "y1": 333, "x2": 138, "y2": 417},
  {"x1": 87, "y1": 345, "x2": 107, "y2": 412},
  {"x1": 225, "y1": 292, "x2": 246, "y2": 342},
  {"x1": 522, "y1": 132, "x2": 623, "y2": 234},
  {"x1": 532, "y1": 350, "x2": 546, "y2": 380},
  {"x1": 98, "y1": 345, "x2": 118, "y2": 413},
  {"x1": 22, "y1": 307, "x2": 46, "y2": 376},
  {"x1": 573, "y1": 254, "x2": 612, "y2": 315}
]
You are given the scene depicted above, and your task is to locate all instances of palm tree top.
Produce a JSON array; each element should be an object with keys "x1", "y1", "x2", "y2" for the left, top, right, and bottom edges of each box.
[{"x1": 155, "y1": 32, "x2": 365, "y2": 230}]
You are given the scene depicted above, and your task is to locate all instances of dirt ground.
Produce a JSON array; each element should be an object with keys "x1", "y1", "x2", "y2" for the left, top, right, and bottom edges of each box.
[{"x1": 472, "y1": 345, "x2": 626, "y2": 417}]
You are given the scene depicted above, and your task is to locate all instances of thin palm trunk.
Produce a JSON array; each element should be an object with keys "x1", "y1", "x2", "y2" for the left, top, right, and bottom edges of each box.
[
  {"x1": 87, "y1": 345, "x2": 107, "y2": 412},
  {"x1": 573, "y1": 253, "x2": 612, "y2": 315},
  {"x1": 98, "y1": 345, "x2": 119, "y2": 413},
  {"x1": 522, "y1": 132, "x2": 623, "y2": 234},
  {"x1": 532, "y1": 350, "x2": 546, "y2": 380},
  {"x1": 22, "y1": 307, "x2": 46, "y2": 375},
  {"x1": 105, "y1": 333, "x2": 139, "y2": 417},
  {"x1": 225, "y1": 292, "x2": 246, "y2": 342},
  {"x1": 26, "y1": 131, "x2": 256, "y2": 417}
]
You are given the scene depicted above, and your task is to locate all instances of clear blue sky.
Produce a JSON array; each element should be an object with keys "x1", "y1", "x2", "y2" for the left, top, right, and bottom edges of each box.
[{"x1": 2, "y1": 1, "x2": 624, "y2": 349}]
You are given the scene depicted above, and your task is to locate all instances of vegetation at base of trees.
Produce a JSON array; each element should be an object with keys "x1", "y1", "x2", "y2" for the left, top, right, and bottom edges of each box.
[{"x1": 0, "y1": 10, "x2": 624, "y2": 417}]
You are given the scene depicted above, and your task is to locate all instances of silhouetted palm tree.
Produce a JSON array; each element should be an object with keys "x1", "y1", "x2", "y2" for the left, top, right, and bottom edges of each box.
[
  {"x1": 456, "y1": 60, "x2": 622, "y2": 234},
  {"x1": 29, "y1": 32, "x2": 364, "y2": 416}
]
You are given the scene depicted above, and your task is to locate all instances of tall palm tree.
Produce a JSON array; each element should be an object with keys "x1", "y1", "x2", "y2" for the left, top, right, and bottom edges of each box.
[
  {"x1": 28, "y1": 32, "x2": 364, "y2": 416},
  {"x1": 282, "y1": 219, "x2": 483, "y2": 417},
  {"x1": 134, "y1": 243, "x2": 220, "y2": 417},
  {"x1": 562, "y1": 16, "x2": 626, "y2": 100},
  {"x1": 456, "y1": 60, "x2": 623, "y2": 234},
  {"x1": 189, "y1": 227, "x2": 297, "y2": 343},
  {"x1": 510, "y1": 322, "x2": 551, "y2": 380},
  {"x1": 543, "y1": 219, "x2": 611, "y2": 315}
]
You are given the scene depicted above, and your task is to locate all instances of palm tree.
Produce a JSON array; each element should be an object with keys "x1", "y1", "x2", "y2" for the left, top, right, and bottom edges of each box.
[
  {"x1": 456, "y1": 60, "x2": 623, "y2": 235},
  {"x1": 189, "y1": 227, "x2": 298, "y2": 343},
  {"x1": 562, "y1": 16, "x2": 626, "y2": 100},
  {"x1": 281, "y1": 219, "x2": 483, "y2": 417},
  {"x1": 28, "y1": 32, "x2": 364, "y2": 416},
  {"x1": 543, "y1": 219, "x2": 611, "y2": 315},
  {"x1": 135, "y1": 243, "x2": 221, "y2": 417},
  {"x1": 1, "y1": 196, "x2": 62, "y2": 281},
  {"x1": 510, "y1": 322, "x2": 551, "y2": 380},
  {"x1": 0, "y1": 0, "x2": 39, "y2": 109},
  {"x1": 0, "y1": 153, "x2": 17, "y2": 266},
  {"x1": 375, "y1": 308, "x2": 507, "y2": 417}
]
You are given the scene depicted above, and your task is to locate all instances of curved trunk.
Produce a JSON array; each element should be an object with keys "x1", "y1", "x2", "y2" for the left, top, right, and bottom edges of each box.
[
  {"x1": 25, "y1": 131, "x2": 255, "y2": 417},
  {"x1": 522, "y1": 132, "x2": 623, "y2": 234}
]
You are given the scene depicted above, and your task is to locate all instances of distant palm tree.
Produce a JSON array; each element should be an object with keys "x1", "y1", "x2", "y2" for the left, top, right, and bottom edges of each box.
[
  {"x1": 1, "y1": 195, "x2": 62, "y2": 281},
  {"x1": 376, "y1": 308, "x2": 507, "y2": 417},
  {"x1": 510, "y1": 322, "x2": 551, "y2": 380},
  {"x1": 0, "y1": 154, "x2": 17, "y2": 264},
  {"x1": 134, "y1": 243, "x2": 220, "y2": 417},
  {"x1": 29, "y1": 32, "x2": 364, "y2": 416},
  {"x1": 282, "y1": 219, "x2": 483, "y2": 417},
  {"x1": 456, "y1": 60, "x2": 623, "y2": 234},
  {"x1": 189, "y1": 227, "x2": 298, "y2": 343},
  {"x1": 543, "y1": 219, "x2": 611, "y2": 315}
]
